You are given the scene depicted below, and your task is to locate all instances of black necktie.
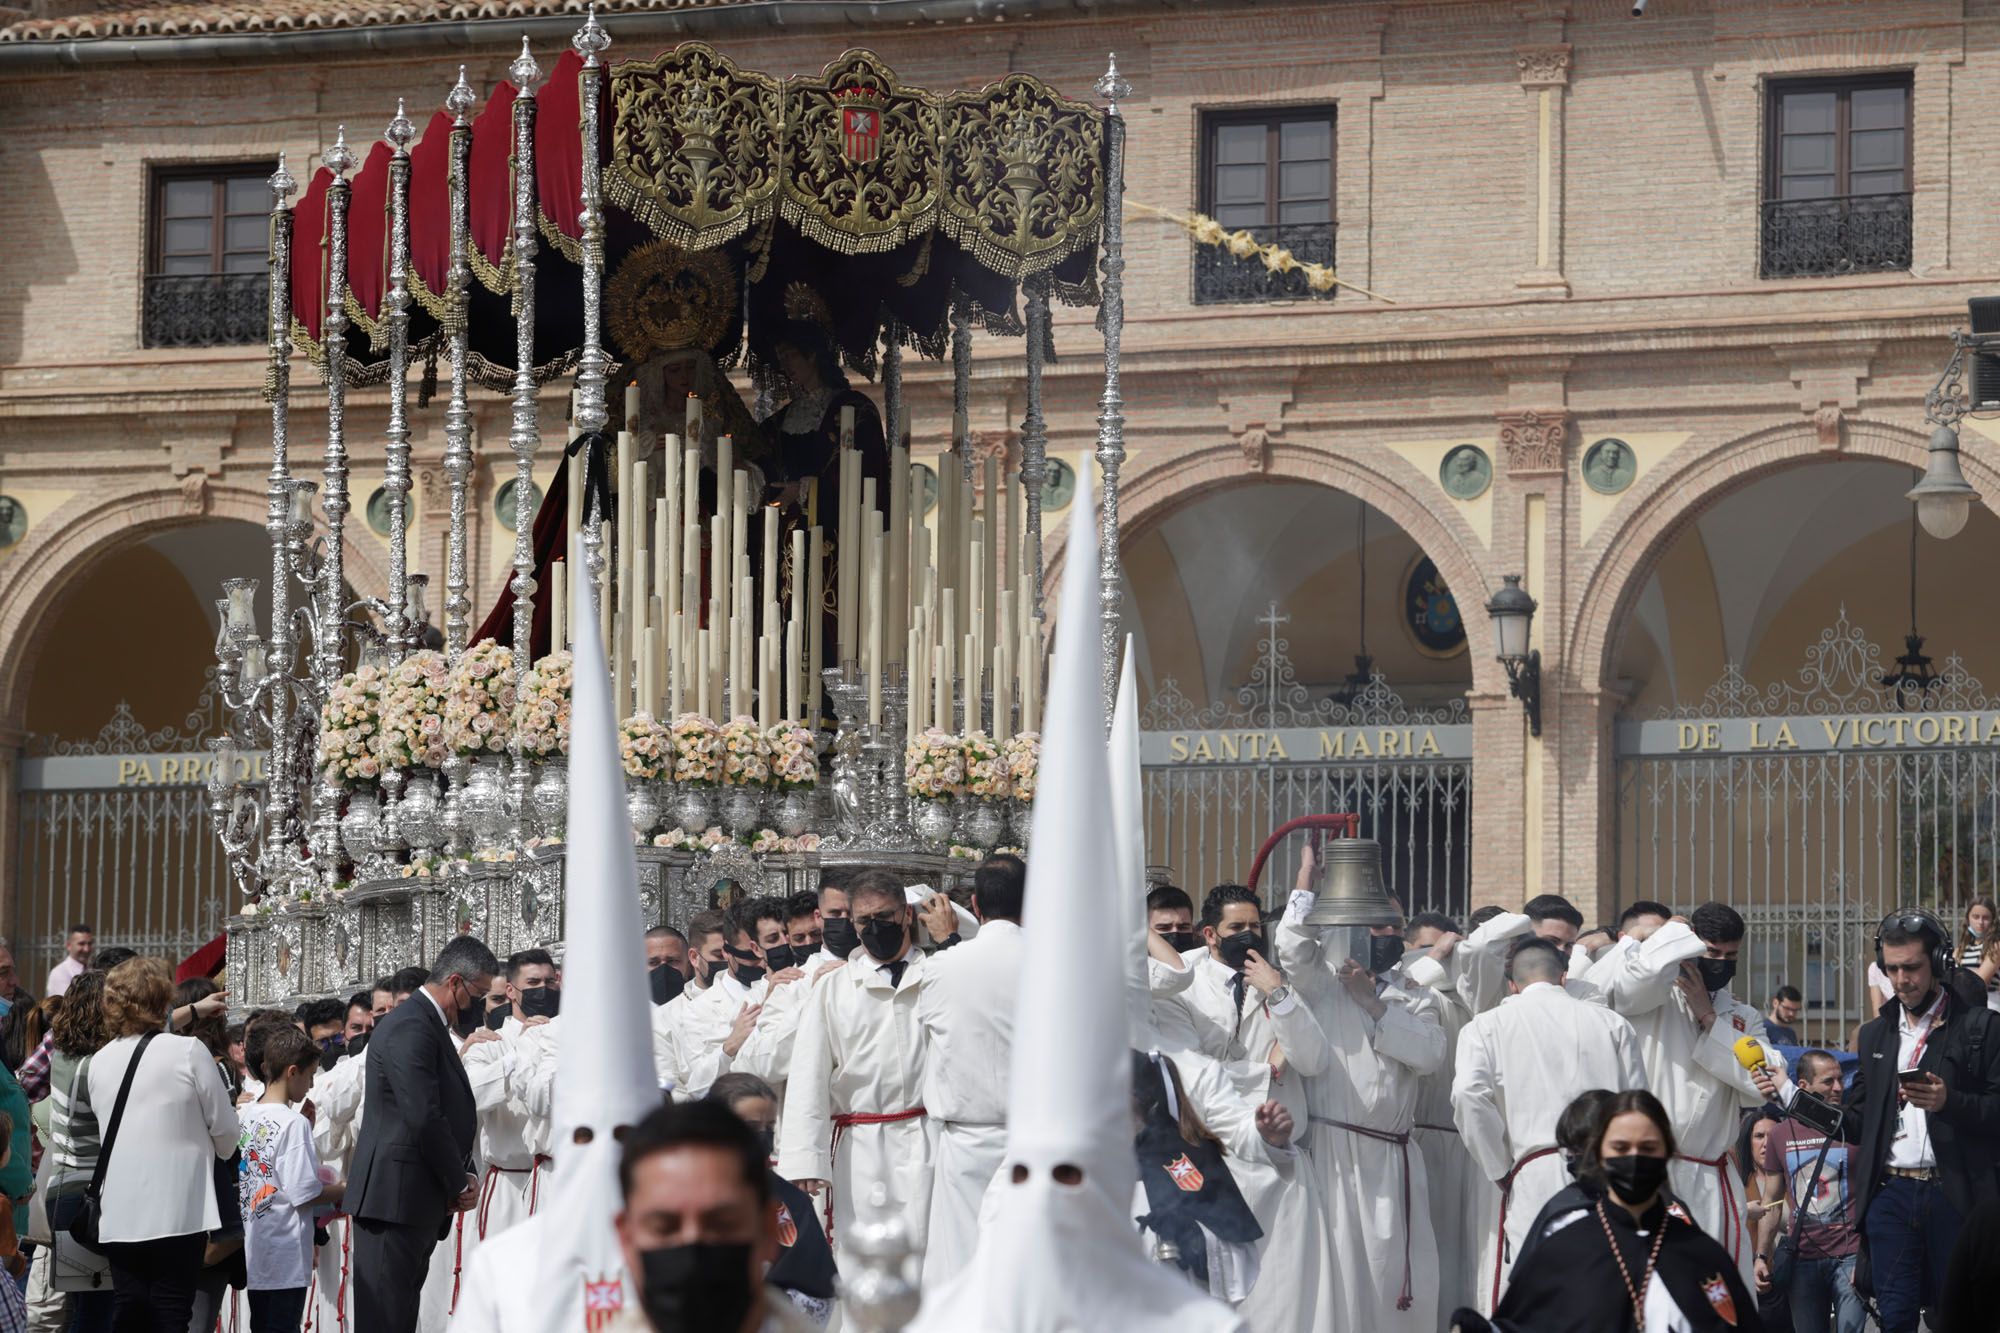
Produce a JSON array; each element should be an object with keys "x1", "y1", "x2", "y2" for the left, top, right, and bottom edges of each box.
[
  {"x1": 1230, "y1": 971, "x2": 1248, "y2": 1012},
  {"x1": 883, "y1": 960, "x2": 907, "y2": 989}
]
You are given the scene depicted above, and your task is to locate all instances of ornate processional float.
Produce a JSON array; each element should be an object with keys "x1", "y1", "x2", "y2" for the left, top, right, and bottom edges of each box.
[{"x1": 212, "y1": 19, "x2": 1135, "y2": 1008}]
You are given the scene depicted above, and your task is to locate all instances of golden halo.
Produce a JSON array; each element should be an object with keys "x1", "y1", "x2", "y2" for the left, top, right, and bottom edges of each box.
[{"x1": 606, "y1": 239, "x2": 738, "y2": 363}]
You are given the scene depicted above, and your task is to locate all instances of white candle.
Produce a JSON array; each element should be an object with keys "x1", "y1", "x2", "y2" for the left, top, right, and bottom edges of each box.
[
  {"x1": 710, "y1": 512, "x2": 728, "y2": 658},
  {"x1": 808, "y1": 526, "x2": 824, "y2": 722},
  {"x1": 981, "y1": 456, "x2": 998, "y2": 655},
  {"x1": 696, "y1": 627, "x2": 711, "y2": 720},
  {"x1": 669, "y1": 610, "x2": 684, "y2": 715},
  {"x1": 888, "y1": 444, "x2": 909, "y2": 667},
  {"x1": 940, "y1": 595, "x2": 955, "y2": 734},
  {"x1": 963, "y1": 631, "x2": 978, "y2": 734},
  {"x1": 868, "y1": 523, "x2": 884, "y2": 728},
  {"x1": 599, "y1": 519, "x2": 613, "y2": 647},
  {"x1": 566, "y1": 448, "x2": 583, "y2": 553},
  {"x1": 994, "y1": 639, "x2": 1012, "y2": 744},
  {"x1": 789, "y1": 527, "x2": 807, "y2": 656},
  {"x1": 786, "y1": 621, "x2": 802, "y2": 723},
  {"x1": 686, "y1": 393, "x2": 703, "y2": 449},
  {"x1": 840, "y1": 405, "x2": 856, "y2": 449},
  {"x1": 551, "y1": 559, "x2": 568, "y2": 652},
  {"x1": 763, "y1": 504, "x2": 780, "y2": 646},
  {"x1": 970, "y1": 526, "x2": 985, "y2": 696},
  {"x1": 613, "y1": 611, "x2": 629, "y2": 719},
  {"x1": 639, "y1": 618, "x2": 655, "y2": 719},
  {"x1": 717, "y1": 435, "x2": 735, "y2": 621}
]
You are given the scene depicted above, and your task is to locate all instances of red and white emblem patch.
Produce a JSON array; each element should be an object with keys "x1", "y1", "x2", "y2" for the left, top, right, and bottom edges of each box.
[
  {"x1": 776, "y1": 1203, "x2": 799, "y2": 1248},
  {"x1": 583, "y1": 1277, "x2": 624, "y2": 1331},
  {"x1": 841, "y1": 103, "x2": 881, "y2": 163},
  {"x1": 1165, "y1": 1154, "x2": 1205, "y2": 1192},
  {"x1": 1667, "y1": 1201, "x2": 1693, "y2": 1225},
  {"x1": 1732, "y1": 1015, "x2": 1747, "y2": 1033},
  {"x1": 1702, "y1": 1272, "x2": 1738, "y2": 1326}
]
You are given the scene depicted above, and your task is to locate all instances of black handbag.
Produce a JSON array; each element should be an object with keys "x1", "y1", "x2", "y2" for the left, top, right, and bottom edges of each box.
[{"x1": 67, "y1": 1030, "x2": 158, "y2": 1255}]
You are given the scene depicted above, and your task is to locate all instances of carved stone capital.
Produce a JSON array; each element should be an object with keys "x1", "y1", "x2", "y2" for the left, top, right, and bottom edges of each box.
[
  {"x1": 417, "y1": 466, "x2": 451, "y2": 515},
  {"x1": 1217, "y1": 375, "x2": 1297, "y2": 440},
  {"x1": 1516, "y1": 44, "x2": 1572, "y2": 88},
  {"x1": 1497, "y1": 409, "x2": 1569, "y2": 476},
  {"x1": 179, "y1": 470, "x2": 211, "y2": 516},
  {"x1": 1813, "y1": 403, "x2": 1846, "y2": 450},
  {"x1": 967, "y1": 430, "x2": 1017, "y2": 468}
]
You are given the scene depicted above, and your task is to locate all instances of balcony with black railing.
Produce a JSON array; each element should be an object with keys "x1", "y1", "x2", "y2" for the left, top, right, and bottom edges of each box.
[
  {"x1": 1193, "y1": 222, "x2": 1337, "y2": 305},
  {"x1": 1759, "y1": 192, "x2": 1912, "y2": 280},
  {"x1": 142, "y1": 272, "x2": 269, "y2": 349}
]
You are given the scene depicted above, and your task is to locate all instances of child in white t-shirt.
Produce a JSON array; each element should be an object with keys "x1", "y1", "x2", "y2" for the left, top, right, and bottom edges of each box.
[{"x1": 237, "y1": 1026, "x2": 343, "y2": 1333}]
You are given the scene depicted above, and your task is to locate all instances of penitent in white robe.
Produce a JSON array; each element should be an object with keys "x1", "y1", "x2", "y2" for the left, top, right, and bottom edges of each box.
[
  {"x1": 732, "y1": 949, "x2": 832, "y2": 1110},
  {"x1": 308, "y1": 1051, "x2": 370, "y2": 1333},
  {"x1": 1394, "y1": 951, "x2": 1489, "y2": 1322},
  {"x1": 1277, "y1": 921, "x2": 1446, "y2": 1333},
  {"x1": 916, "y1": 921, "x2": 1022, "y2": 1292},
  {"x1": 1586, "y1": 920, "x2": 1783, "y2": 1285},
  {"x1": 654, "y1": 971, "x2": 766, "y2": 1101},
  {"x1": 461, "y1": 1020, "x2": 552, "y2": 1249},
  {"x1": 776, "y1": 949, "x2": 933, "y2": 1265},
  {"x1": 1451, "y1": 980, "x2": 1648, "y2": 1310}
]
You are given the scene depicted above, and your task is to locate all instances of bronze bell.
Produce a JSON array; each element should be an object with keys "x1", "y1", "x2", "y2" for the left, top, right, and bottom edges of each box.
[{"x1": 1302, "y1": 837, "x2": 1401, "y2": 927}]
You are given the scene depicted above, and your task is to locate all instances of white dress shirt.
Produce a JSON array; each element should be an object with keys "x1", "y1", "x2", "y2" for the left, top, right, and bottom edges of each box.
[{"x1": 1888, "y1": 989, "x2": 1947, "y2": 1171}]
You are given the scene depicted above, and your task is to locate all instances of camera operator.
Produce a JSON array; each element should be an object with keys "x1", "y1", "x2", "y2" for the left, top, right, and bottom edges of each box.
[{"x1": 1751, "y1": 910, "x2": 2000, "y2": 1333}]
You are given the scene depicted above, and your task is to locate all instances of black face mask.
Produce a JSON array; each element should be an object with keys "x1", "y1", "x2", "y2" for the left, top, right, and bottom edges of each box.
[
  {"x1": 822, "y1": 917, "x2": 859, "y2": 959},
  {"x1": 1601, "y1": 1153, "x2": 1670, "y2": 1205},
  {"x1": 693, "y1": 956, "x2": 721, "y2": 988},
  {"x1": 517, "y1": 987, "x2": 561, "y2": 1020},
  {"x1": 452, "y1": 1005, "x2": 482, "y2": 1039},
  {"x1": 755, "y1": 1126, "x2": 776, "y2": 1160},
  {"x1": 344, "y1": 1032, "x2": 369, "y2": 1062},
  {"x1": 485, "y1": 1003, "x2": 513, "y2": 1031},
  {"x1": 1217, "y1": 930, "x2": 1268, "y2": 973},
  {"x1": 1696, "y1": 957, "x2": 1738, "y2": 994},
  {"x1": 1161, "y1": 930, "x2": 1200, "y2": 955},
  {"x1": 649, "y1": 963, "x2": 686, "y2": 1007},
  {"x1": 636, "y1": 1242, "x2": 757, "y2": 1333},
  {"x1": 763, "y1": 944, "x2": 798, "y2": 974},
  {"x1": 859, "y1": 917, "x2": 907, "y2": 963},
  {"x1": 1368, "y1": 934, "x2": 1407, "y2": 976}
]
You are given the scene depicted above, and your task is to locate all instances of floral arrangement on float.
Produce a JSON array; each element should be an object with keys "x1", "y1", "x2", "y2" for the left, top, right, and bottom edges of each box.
[
  {"x1": 319, "y1": 665, "x2": 385, "y2": 789},
  {"x1": 903, "y1": 727, "x2": 1032, "y2": 851},
  {"x1": 443, "y1": 639, "x2": 514, "y2": 757}
]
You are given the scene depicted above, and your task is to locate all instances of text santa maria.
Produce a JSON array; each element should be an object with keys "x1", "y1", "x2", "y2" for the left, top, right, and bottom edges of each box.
[{"x1": 1142, "y1": 725, "x2": 1472, "y2": 765}]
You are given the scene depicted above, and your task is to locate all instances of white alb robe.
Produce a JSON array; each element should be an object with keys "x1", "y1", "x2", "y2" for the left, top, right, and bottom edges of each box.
[
  {"x1": 307, "y1": 1051, "x2": 370, "y2": 1333},
  {"x1": 462, "y1": 1020, "x2": 551, "y2": 1248},
  {"x1": 1395, "y1": 951, "x2": 1489, "y2": 1322},
  {"x1": 916, "y1": 921, "x2": 1022, "y2": 1292},
  {"x1": 1586, "y1": 920, "x2": 1782, "y2": 1284},
  {"x1": 776, "y1": 949, "x2": 933, "y2": 1263},
  {"x1": 1451, "y1": 979, "x2": 1648, "y2": 1309},
  {"x1": 732, "y1": 949, "x2": 831, "y2": 1108},
  {"x1": 1277, "y1": 921, "x2": 1446, "y2": 1332},
  {"x1": 654, "y1": 971, "x2": 767, "y2": 1100}
]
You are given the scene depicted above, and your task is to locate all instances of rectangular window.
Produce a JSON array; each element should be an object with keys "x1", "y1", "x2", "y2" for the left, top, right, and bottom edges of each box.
[
  {"x1": 1195, "y1": 107, "x2": 1335, "y2": 304},
  {"x1": 143, "y1": 164, "x2": 275, "y2": 348},
  {"x1": 1761, "y1": 75, "x2": 1912, "y2": 279}
]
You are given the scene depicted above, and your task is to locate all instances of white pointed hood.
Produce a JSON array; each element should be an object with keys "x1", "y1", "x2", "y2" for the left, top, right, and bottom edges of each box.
[
  {"x1": 908, "y1": 470, "x2": 1241, "y2": 1333},
  {"x1": 1109, "y1": 638, "x2": 1151, "y2": 1047},
  {"x1": 532, "y1": 536, "x2": 662, "y2": 1329}
]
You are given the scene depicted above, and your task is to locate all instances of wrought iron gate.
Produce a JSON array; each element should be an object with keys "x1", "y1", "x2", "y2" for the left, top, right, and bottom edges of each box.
[
  {"x1": 1616, "y1": 610, "x2": 2000, "y2": 1032},
  {"x1": 1140, "y1": 615, "x2": 1472, "y2": 916},
  {"x1": 14, "y1": 688, "x2": 245, "y2": 987}
]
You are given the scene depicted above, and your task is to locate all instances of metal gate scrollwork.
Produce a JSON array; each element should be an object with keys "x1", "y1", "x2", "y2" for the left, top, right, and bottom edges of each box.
[{"x1": 1141, "y1": 608, "x2": 1472, "y2": 917}]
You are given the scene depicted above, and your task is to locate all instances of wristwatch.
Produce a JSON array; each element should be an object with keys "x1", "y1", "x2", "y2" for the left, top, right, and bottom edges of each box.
[{"x1": 1266, "y1": 984, "x2": 1292, "y2": 1007}]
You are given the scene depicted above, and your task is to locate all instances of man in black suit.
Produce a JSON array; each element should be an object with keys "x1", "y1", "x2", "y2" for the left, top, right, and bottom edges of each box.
[
  {"x1": 347, "y1": 935, "x2": 500, "y2": 1333},
  {"x1": 1755, "y1": 910, "x2": 2000, "y2": 1333}
]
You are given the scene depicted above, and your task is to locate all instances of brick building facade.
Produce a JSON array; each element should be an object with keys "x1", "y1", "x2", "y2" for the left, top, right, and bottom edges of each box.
[{"x1": 0, "y1": 0, "x2": 1995, "y2": 994}]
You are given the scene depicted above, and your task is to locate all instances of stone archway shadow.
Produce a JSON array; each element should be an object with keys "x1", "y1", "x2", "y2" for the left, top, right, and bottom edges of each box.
[
  {"x1": 1567, "y1": 417, "x2": 2000, "y2": 693},
  {"x1": 0, "y1": 482, "x2": 392, "y2": 731},
  {"x1": 1044, "y1": 440, "x2": 1507, "y2": 696}
]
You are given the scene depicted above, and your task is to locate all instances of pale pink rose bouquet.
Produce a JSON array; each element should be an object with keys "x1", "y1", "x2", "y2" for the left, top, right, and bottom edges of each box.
[
  {"x1": 513, "y1": 651, "x2": 572, "y2": 760},
  {"x1": 669, "y1": 713, "x2": 724, "y2": 786},
  {"x1": 963, "y1": 730, "x2": 1010, "y2": 801},
  {"x1": 719, "y1": 715, "x2": 772, "y2": 787},
  {"x1": 765, "y1": 722, "x2": 817, "y2": 791},
  {"x1": 443, "y1": 639, "x2": 514, "y2": 756},
  {"x1": 904, "y1": 728, "x2": 966, "y2": 801},
  {"x1": 319, "y1": 664, "x2": 385, "y2": 787},
  {"x1": 376, "y1": 650, "x2": 450, "y2": 772},
  {"x1": 619, "y1": 713, "x2": 670, "y2": 780},
  {"x1": 1002, "y1": 732, "x2": 1040, "y2": 804}
]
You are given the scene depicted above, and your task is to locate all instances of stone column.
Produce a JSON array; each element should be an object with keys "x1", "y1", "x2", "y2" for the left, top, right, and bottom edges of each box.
[
  {"x1": 1549, "y1": 686, "x2": 1622, "y2": 926},
  {"x1": 1468, "y1": 691, "x2": 1527, "y2": 911},
  {"x1": 1515, "y1": 45, "x2": 1572, "y2": 296},
  {"x1": 0, "y1": 724, "x2": 28, "y2": 949}
]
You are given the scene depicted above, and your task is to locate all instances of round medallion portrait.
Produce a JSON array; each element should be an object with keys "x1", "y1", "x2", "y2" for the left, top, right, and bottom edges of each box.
[
  {"x1": 913, "y1": 463, "x2": 939, "y2": 516},
  {"x1": 1439, "y1": 446, "x2": 1491, "y2": 501},
  {"x1": 1041, "y1": 458, "x2": 1077, "y2": 512},
  {"x1": 0, "y1": 497, "x2": 26, "y2": 548},
  {"x1": 1582, "y1": 438, "x2": 1637, "y2": 495},
  {"x1": 1401, "y1": 554, "x2": 1467, "y2": 658},
  {"x1": 365, "y1": 486, "x2": 415, "y2": 537},
  {"x1": 495, "y1": 478, "x2": 544, "y2": 533}
]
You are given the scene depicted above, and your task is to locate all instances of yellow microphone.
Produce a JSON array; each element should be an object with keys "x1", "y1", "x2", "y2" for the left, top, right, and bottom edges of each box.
[{"x1": 1733, "y1": 1034, "x2": 1768, "y2": 1075}]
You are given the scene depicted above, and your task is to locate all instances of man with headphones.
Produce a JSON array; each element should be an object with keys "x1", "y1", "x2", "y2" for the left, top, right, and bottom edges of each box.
[{"x1": 1753, "y1": 908, "x2": 2000, "y2": 1333}]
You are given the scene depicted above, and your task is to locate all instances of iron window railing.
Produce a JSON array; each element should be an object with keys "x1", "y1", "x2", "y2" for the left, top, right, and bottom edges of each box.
[
  {"x1": 1193, "y1": 222, "x2": 1336, "y2": 305},
  {"x1": 1759, "y1": 192, "x2": 1912, "y2": 279},
  {"x1": 142, "y1": 272, "x2": 269, "y2": 348}
]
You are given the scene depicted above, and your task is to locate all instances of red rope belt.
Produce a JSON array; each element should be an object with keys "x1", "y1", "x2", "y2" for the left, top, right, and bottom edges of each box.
[
  {"x1": 1492, "y1": 1145, "x2": 1561, "y2": 1309},
  {"x1": 301, "y1": 1211, "x2": 352, "y2": 1333},
  {"x1": 1313, "y1": 1115, "x2": 1416, "y2": 1311},
  {"x1": 449, "y1": 1211, "x2": 465, "y2": 1314},
  {"x1": 823, "y1": 1107, "x2": 926, "y2": 1244},
  {"x1": 476, "y1": 1156, "x2": 552, "y2": 1240},
  {"x1": 1676, "y1": 1151, "x2": 1742, "y2": 1265}
]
